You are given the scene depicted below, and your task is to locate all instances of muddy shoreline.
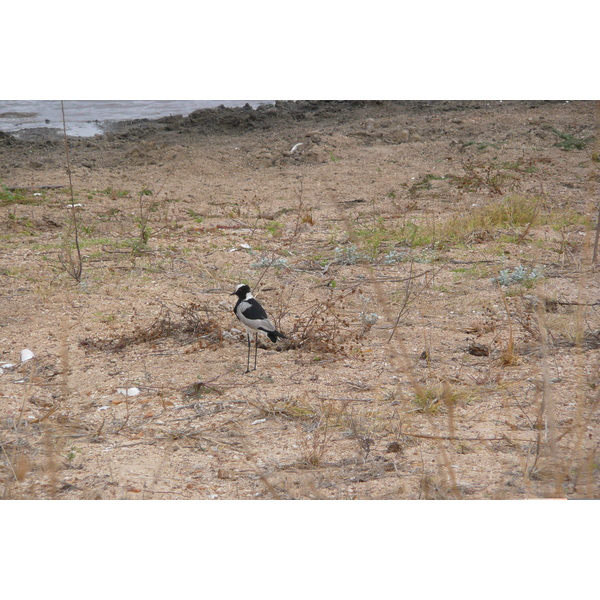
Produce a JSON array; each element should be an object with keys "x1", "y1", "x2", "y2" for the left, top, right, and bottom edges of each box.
[
  {"x1": 1, "y1": 100, "x2": 571, "y2": 143},
  {"x1": 1, "y1": 100, "x2": 586, "y2": 176}
]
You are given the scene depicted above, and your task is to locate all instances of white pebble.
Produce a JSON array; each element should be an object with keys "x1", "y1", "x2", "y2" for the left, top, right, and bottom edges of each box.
[
  {"x1": 20, "y1": 349, "x2": 34, "y2": 363},
  {"x1": 117, "y1": 387, "x2": 140, "y2": 397}
]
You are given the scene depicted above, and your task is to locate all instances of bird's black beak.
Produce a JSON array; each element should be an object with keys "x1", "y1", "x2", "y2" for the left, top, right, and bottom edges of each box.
[{"x1": 230, "y1": 291, "x2": 237, "y2": 295}]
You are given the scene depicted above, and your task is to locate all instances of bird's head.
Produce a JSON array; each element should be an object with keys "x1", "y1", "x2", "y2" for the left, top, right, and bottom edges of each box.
[{"x1": 231, "y1": 283, "x2": 251, "y2": 299}]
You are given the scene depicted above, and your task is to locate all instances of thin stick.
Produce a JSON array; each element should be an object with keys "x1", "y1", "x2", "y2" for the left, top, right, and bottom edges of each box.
[
  {"x1": 537, "y1": 306, "x2": 563, "y2": 495},
  {"x1": 60, "y1": 101, "x2": 83, "y2": 282},
  {"x1": 588, "y1": 102, "x2": 600, "y2": 263}
]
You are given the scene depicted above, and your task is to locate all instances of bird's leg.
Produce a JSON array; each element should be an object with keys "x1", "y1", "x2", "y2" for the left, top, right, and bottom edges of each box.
[
  {"x1": 246, "y1": 333, "x2": 251, "y2": 374},
  {"x1": 254, "y1": 332, "x2": 258, "y2": 370}
]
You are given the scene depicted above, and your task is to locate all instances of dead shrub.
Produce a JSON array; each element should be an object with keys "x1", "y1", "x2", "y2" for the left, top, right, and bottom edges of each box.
[
  {"x1": 79, "y1": 302, "x2": 223, "y2": 352},
  {"x1": 279, "y1": 292, "x2": 371, "y2": 357}
]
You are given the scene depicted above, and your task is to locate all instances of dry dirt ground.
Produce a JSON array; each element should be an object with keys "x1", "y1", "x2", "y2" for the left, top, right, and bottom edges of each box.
[{"x1": 1, "y1": 100, "x2": 598, "y2": 500}]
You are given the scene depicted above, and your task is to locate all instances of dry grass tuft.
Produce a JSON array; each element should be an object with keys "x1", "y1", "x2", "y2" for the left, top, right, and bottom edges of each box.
[
  {"x1": 79, "y1": 301, "x2": 223, "y2": 352},
  {"x1": 412, "y1": 381, "x2": 476, "y2": 414}
]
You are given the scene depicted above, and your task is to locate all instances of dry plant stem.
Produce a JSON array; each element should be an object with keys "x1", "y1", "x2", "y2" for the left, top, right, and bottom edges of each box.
[
  {"x1": 387, "y1": 258, "x2": 415, "y2": 343},
  {"x1": 43, "y1": 422, "x2": 58, "y2": 499},
  {"x1": 116, "y1": 390, "x2": 132, "y2": 433},
  {"x1": 515, "y1": 190, "x2": 542, "y2": 243},
  {"x1": 443, "y1": 381, "x2": 456, "y2": 439},
  {"x1": 571, "y1": 392, "x2": 600, "y2": 495},
  {"x1": 592, "y1": 206, "x2": 599, "y2": 265},
  {"x1": 499, "y1": 291, "x2": 518, "y2": 364},
  {"x1": 288, "y1": 177, "x2": 305, "y2": 246},
  {"x1": 60, "y1": 322, "x2": 70, "y2": 401},
  {"x1": 2, "y1": 445, "x2": 18, "y2": 498},
  {"x1": 591, "y1": 101, "x2": 600, "y2": 264},
  {"x1": 4, "y1": 363, "x2": 36, "y2": 497},
  {"x1": 253, "y1": 256, "x2": 280, "y2": 291},
  {"x1": 385, "y1": 264, "x2": 442, "y2": 343},
  {"x1": 567, "y1": 249, "x2": 597, "y2": 495},
  {"x1": 138, "y1": 192, "x2": 150, "y2": 245},
  {"x1": 138, "y1": 166, "x2": 175, "y2": 246},
  {"x1": 60, "y1": 101, "x2": 83, "y2": 282},
  {"x1": 537, "y1": 307, "x2": 563, "y2": 496}
]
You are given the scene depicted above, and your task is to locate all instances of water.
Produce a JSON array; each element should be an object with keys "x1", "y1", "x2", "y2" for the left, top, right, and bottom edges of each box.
[{"x1": 0, "y1": 100, "x2": 274, "y2": 137}]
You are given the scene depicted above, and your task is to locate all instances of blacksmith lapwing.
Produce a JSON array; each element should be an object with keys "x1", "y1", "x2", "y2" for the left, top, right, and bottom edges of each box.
[{"x1": 231, "y1": 284, "x2": 286, "y2": 373}]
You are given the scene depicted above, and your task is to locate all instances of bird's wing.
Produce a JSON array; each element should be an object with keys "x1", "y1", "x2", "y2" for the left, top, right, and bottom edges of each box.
[
  {"x1": 237, "y1": 299, "x2": 276, "y2": 332},
  {"x1": 239, "y1": 298, "x2": 269, "y2": 320}
]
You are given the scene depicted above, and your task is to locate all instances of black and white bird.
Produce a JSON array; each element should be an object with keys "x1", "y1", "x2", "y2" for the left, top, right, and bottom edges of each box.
[{"x1": 231, "y1": 284, "x2": 286, "y2": 373}]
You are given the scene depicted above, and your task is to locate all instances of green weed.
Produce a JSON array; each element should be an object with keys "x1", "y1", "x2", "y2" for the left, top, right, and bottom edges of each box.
[
  {"x1": 551, "y1": 128, "x2": 592, "y2": 151},
  {"x1": 0, "y1": 182, "x2": 38, "y2": 206},
  {"x1": 265, "y1": 221, "x2": 283, "y2": 236},
  {"x1": 409, "y1": 174, "x2": 444, "y2": 195},
  {"x1": 99, "y1": 187, "x2": 130, "y2": 199},
  {"x1": 186, "y1": 209, "x2": 204, "y2": 223}
]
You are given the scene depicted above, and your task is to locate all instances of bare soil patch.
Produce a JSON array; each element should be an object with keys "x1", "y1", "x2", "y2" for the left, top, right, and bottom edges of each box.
[{"x1": 1, "y1": 100, "x2": 598, "y2": 499}]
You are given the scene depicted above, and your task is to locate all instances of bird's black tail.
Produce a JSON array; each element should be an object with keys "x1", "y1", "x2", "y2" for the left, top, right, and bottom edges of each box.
[{"x1": 266, "y1": 330, "x2": 286, "y2": 343}]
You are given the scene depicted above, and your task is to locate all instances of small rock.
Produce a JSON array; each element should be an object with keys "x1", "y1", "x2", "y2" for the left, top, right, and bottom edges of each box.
[
  {"x1": 468, "y1": 342, "x2": 490, "y2": 357},
  {"x1": 117, "y1": 387, "x2": 140, "y2": 397},
  {"x1": 386, "y1": 442, "x2": 403, "y2": 453},
  {"x1": 20, "y1": 349, "x2": 34, "y2": 363}
]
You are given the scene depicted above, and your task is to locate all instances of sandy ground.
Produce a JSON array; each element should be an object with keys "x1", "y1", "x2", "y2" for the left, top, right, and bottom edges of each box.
[{"x1": 0, "y1": 100, "x2": 598, "y2": 499}]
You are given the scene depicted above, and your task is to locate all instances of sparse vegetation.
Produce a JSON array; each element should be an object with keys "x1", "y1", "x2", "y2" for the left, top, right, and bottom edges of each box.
[
  {"x1": 493, "y1": 265, "x2": 543, "y2": 287},
  {"x1": 412, "y1": 382, "x2": 475, "y2": 414},
  {"x1": 409, "y1": 173, "x2": 444, "y2": 194},
  {"x1": 1, "y1": 182, "x2": 28, "y2": 205},
  {"x1": 1, "y1": 100, "x2": 597, "y2": 501},
  {"x1": 551, "y1": 128, "x2": 593, "y2": 151},
  {"x1": 80, "y1": 301, "x2": 223, "y2": 352}
]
